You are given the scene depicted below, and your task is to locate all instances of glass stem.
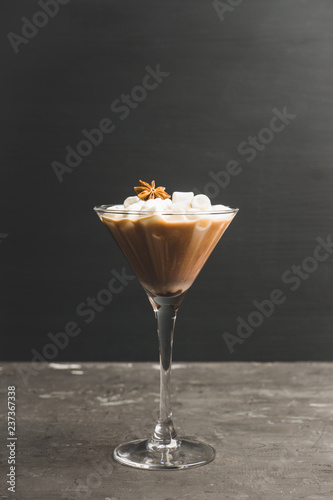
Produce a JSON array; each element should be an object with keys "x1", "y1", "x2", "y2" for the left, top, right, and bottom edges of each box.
[{"x1": 147, "y1": 293, "x2": 185, "y2": 448}]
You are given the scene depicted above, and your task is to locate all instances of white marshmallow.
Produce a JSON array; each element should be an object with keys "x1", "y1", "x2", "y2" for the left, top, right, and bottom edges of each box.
[
  {"x1": 186, "y1": 208, "x2": 201, "y2": 220},
  {"x1": 124, "y1": 196, "x2": 140, "y2": 208},
  {"x1": 127, "y1": 201, "x2": 144, "y2": 211},
  {"x1": 191, "y1": 194, "x2": 211, "y2": 210},
  {"x1": 107, "y1": 204, "x2": 124, "y2": 210},
  {"x1": 161, "y1": 198, "x2": 173, "y2": 210},
  {"x1": 163, "y1": 214, "x2": 187, "y2": 222},
  {"x1": 140, "y1": 198, "x2": 165, "y2": 212},
  {"x1": 211, "y1": 204, "x2": 230, "y2": 211},
  {"x1": 171, "y1": 202, "x2": 189, "y2": 213},
  {"x1": 117, "y1": 189, "x2": 234, "y2": 222},
  {"x1": 172, "y1": 191, "x2": 194, "y2": 205}
]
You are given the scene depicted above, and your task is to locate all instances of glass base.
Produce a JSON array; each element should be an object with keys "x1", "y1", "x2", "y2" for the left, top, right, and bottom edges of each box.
[{"x1": 113, "y1": 438, "x2": 216, "y2": 470}]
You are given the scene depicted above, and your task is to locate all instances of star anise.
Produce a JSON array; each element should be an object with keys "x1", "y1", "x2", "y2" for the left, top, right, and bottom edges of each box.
[{"x1": 134, "y1": 180, "x2": 171, "y2": 201}]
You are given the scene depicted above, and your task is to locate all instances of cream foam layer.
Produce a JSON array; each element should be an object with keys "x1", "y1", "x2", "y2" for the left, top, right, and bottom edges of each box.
[{"x1": 102, "y1": 212, "x2": 234, "y2": 223}]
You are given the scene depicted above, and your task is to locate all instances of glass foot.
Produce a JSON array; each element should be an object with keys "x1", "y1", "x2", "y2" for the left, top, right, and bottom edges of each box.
[{"x1": 113, "y1": 438, "x2": 216, "y2": 470}]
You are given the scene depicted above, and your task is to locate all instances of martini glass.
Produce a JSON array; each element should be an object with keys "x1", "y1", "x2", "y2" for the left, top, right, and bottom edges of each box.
[{"x1": 94, "y1": 205, "x2": 238, "y2": 470}]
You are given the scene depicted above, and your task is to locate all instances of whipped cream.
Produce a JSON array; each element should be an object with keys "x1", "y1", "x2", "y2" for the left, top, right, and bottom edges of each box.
[{"x1": 107, "y1": 192, "x2": 231, "y2": 214}]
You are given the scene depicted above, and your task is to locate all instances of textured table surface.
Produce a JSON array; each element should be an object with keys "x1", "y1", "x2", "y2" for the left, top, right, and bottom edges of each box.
[{"x1": 0, "y1": 362, "x2": 333, "y2": 500}]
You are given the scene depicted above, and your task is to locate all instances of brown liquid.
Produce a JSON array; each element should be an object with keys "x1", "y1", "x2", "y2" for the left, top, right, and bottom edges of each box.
[{"x1": 102, "y1": 213, "x2": 234, "y2": 296}]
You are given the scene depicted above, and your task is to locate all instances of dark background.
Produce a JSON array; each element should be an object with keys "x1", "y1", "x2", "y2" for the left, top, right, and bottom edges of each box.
[{"x1": 1, "y1": 0, "x2": 332, "y2": 362}]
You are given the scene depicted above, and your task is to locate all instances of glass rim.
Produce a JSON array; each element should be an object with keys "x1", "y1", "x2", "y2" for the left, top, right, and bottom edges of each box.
[{"x1": 93, "y1": 204, "x2": 239, "y2": 216}]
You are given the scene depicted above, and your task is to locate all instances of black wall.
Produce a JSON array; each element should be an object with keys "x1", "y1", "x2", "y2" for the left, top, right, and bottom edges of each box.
[{"x1": 1, "y1": 0, "x2": 333, "y2": 362}]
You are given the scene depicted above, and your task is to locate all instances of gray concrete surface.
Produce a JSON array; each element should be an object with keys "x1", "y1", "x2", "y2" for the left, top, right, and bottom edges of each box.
[{"x1": 0, "y1": 362, "x2": 333, "y2": 500}]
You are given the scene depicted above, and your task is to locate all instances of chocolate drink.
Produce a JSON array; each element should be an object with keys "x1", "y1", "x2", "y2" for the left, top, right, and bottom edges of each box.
[{"x1": 101, "y1": 212, "x2": 234, "y2": 297}]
